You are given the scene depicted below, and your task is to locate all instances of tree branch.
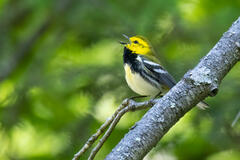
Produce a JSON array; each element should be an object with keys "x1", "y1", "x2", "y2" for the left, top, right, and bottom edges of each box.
[
  {"x1": 73, "y1": 98, "x2": 157, "y2": 160},
  {"x1": 73, "y1": 99, "x2": 132, "y2": 160},
  {"x1": 105, "y1": 17, "x2": 240, "y2": 160},
  {"x1": 87, "y1": 99, "x2": 157, "y2": 160}
]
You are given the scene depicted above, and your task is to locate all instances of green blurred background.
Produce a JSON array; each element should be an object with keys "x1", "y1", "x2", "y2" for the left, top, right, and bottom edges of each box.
[{"x1": 0, "y1": 0, "x2": 240, "y2": 159}]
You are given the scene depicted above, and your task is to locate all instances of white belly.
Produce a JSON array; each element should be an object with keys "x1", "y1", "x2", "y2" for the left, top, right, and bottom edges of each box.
[{"x1": 124, "y1": 64, "x2": 160, "y2": 96}]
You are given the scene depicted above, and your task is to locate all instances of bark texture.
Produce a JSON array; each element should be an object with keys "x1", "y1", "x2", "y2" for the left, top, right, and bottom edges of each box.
[{"x1": 105, "y1": 17, "x2": 240, "y2": 160}]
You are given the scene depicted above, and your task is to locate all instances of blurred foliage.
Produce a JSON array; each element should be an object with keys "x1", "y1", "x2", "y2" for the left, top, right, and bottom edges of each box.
[{"x1": 0, "y1": 0, "x2": 240, "y2": 159}]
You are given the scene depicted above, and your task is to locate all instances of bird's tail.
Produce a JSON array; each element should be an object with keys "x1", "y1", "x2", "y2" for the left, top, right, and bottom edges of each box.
[{"x1": 197, "y1": 101, "x2": 209, "y2": 110}]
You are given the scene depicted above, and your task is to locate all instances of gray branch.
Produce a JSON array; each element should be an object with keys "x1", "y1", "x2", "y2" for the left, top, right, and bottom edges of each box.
[{"x1": 105, "y1": 17, "x2": 240, "y2": 160}]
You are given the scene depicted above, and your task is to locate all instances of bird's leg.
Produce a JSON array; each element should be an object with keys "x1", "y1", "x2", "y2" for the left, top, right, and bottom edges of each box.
[
  {"x1": 124, "y1": 95, "x2": 148, "y2": 104},
  {"x1": 129, "y1": 95, "x2": 148, "y2": 100},
  {"x1": 146, "y1": 92, "x2": 163, "y2": 105},
  {"x1": 121, "y1": 95, "x2": 148, "y2": 114},
  {"x1": 153, "y1": 91, "x2": 163, "y2": 99}
]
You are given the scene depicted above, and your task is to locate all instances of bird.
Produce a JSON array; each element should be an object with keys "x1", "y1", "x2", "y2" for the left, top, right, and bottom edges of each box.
[{"x1": 120, "y1": 34, "x2": 208, "y2": 109}]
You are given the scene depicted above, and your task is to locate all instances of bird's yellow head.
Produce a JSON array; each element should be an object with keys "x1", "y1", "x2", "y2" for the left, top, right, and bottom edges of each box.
[{"x1": 120, "y1": 35, "x2": 152, "y2": 55}]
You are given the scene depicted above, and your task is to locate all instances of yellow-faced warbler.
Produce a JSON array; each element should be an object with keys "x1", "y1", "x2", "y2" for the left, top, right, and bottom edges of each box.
[{"x1": 120, "y1": 35, "x2": 208, "y2": 109}]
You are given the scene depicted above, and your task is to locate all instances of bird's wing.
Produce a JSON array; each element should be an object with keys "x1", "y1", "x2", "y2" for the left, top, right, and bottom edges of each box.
[{"x1": 141, "y1": 56, "x2": 176, "y2": 89}]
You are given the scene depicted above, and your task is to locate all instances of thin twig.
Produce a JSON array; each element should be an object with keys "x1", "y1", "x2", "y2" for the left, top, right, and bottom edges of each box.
[
  {"x1": 72, "y1": 98, "x2": 131, "y2": 160},
  {"x1": 231, "y1": 110, "x2": 240, "y2": 127},
  {"x1": 87, "y1": 99, "x2": 157, "y2": 160}
]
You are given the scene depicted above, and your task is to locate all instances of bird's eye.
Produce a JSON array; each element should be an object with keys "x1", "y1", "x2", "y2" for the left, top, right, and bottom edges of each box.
[{"x1": 133, "y1": 40, "x2": 139, "y2": 44}]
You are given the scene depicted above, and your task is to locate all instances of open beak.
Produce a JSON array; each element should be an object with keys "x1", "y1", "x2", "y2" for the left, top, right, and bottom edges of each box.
[
  {"x1": 119, "y1": 34, "x2": 131, "y2": 45},
  {"x1": 119, "y1": 41, "x2": 127, "y2": 45},
  {"x1": 122, "y1": 34, "x2": 130, "y2": 41}
]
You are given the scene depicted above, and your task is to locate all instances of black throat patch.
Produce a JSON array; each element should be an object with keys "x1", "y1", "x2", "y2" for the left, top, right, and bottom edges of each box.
[{"x1": 123, "y1": 47, "x2": 142, "y2": 73}]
